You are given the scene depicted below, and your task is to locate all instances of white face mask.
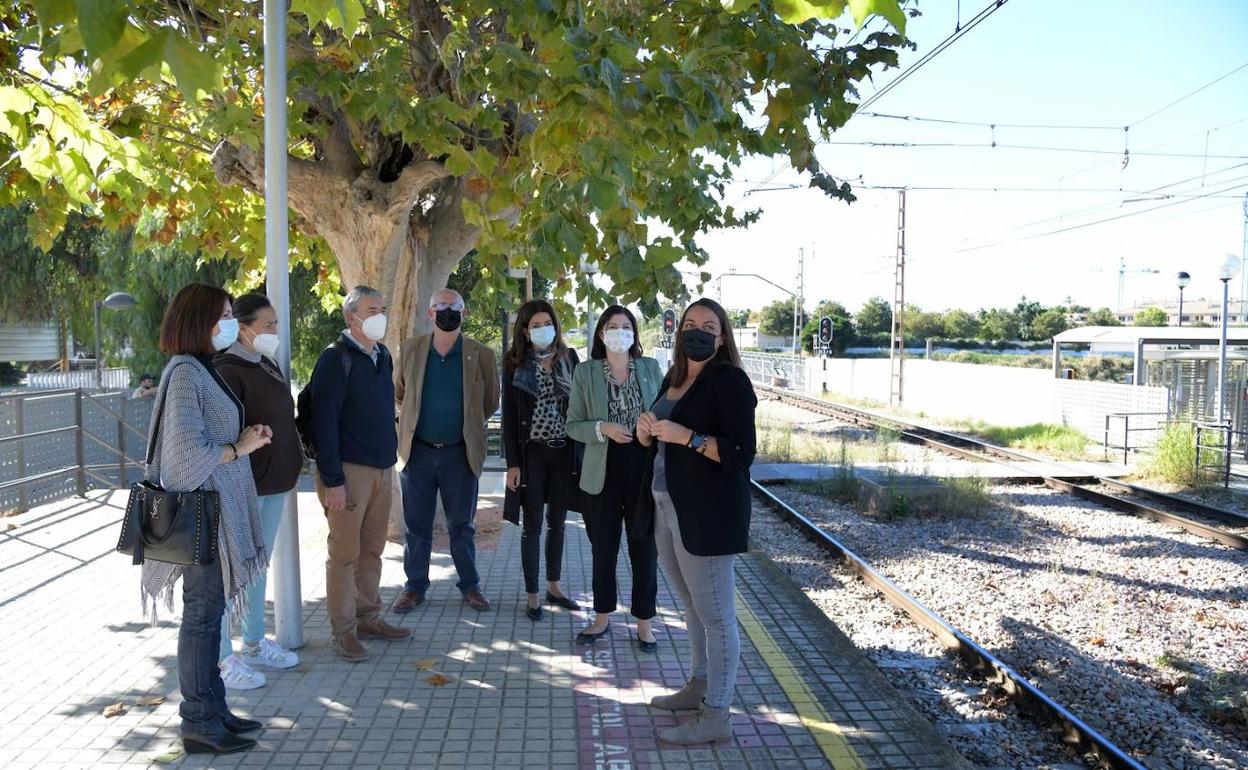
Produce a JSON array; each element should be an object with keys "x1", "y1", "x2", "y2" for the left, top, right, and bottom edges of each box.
[
  {"x1": 212, "y1": 318, "x2": 239, "y2": 351},
  {"x1": 603, "y1": 328, "x2": 634, "y2": 354},
  {"x1": 529, "y1": 325, "x2": 556, "y2": 349},
  {"x1": 251, "y1": 332, "x2": 280, "y2": 358},
  {"x1": 359, "y1": 313, "x2": 388, "y2": 341}
]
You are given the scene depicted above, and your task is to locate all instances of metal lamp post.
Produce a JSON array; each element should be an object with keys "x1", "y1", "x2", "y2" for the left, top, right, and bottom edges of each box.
[
  {"x1": 93, "y1": 292, "x2": 137, "y2": 390},
  {"x1": 1217, "y1": 254, "x2": 1242, "y2": 425},
  {"x1": 581, "y1": 260, "x2": 600, "y2": 351},
  {"x1": 1176, "y1": 271, "x2": 1190, "y2": 327}
]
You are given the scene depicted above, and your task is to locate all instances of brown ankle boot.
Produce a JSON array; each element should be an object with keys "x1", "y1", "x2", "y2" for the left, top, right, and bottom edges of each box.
[
  {"x1": 357, "y1": 619, "x2": 412, "y2": 641},
  {"x1": 332, "y1": 632, "x2": 369, "y2": 662}
]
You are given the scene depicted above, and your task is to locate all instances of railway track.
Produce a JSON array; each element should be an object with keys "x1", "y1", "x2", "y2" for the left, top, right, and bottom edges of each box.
[
  {"x1": 751, "y1": 480, "x2": 1146, "y2": 770},
  {"x1": 756, "y1": 384, "x2": 1248, "y2": 552}
]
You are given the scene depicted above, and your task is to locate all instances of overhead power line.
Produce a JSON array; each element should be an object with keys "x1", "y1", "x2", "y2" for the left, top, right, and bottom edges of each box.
[
  {"x1": 858, "y1": 111, "x2": 1122, "y2": 131},
  {"x1": 1129, "y1": 60, "x2": 1248, "y2": 128},
  {"x1": 950, "y1": 180, "x2": 1248, "y2": 254},
  {"x1": 736, "y1": 0, "x2": 1013, "y2": 200},
  {"x1": 816, "y1": 139, "x2": 1248, "y2": 160}
]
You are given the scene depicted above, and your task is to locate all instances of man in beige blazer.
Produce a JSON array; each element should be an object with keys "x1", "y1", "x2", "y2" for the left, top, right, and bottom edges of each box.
[{"x1": 392, "y1": 288, "x2": 500, "y2": 612}]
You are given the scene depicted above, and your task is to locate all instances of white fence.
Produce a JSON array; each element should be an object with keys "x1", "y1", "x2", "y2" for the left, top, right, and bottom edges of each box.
[
  {"x1": 1052, "y1": 379, "x2": 1169, "y2": 447},
  {"x1": 25, "y1": 368, "x2": 132, "y2": 391}
]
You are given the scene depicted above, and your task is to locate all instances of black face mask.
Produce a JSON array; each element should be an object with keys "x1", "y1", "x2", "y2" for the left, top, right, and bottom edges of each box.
[
  {"x1": 434, "y1": 308, "x2": 462, "y2": 332},
  {"x1": 681, "y1": 329, "x2": 718, "y2": 362}
]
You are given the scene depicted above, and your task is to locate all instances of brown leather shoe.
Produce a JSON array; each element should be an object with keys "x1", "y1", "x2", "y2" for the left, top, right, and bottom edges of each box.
[
  {"x1": 332, "y1": 633, "x2": 369, "y2": 662},
  {"x1": 357, "y1": 618, "x2": 412, "y2": 641},
  {"x1": 391, "y1": 591, "x2": 425, "y2": 614},
  {"x1": 463, "y1": 589, "x2": 491, "y2": 611}
]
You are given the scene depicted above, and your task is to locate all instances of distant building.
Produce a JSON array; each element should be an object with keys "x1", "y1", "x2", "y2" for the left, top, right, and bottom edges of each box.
[
  {"x1": 1117, "y1": 297, "x2": 1248, "y2": 326},
  {"x1": 733, "y1": 325, "x2": 792, "y2": 350}
]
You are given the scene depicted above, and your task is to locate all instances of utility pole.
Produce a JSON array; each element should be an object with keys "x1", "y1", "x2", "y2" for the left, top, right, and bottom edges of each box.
[
  {"x1": 889, "y1": 190, "x2": 906, "y2": 407},
  {"x1": 793, "y1": 248, "x2": 805, "y2": 369},
  {"x1": 1241, "y1": 192, "x2": 1248, "y2": 321}
]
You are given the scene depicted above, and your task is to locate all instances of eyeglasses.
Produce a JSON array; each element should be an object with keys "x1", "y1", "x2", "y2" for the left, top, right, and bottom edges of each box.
[{"x1": 432, "y1": 302, "x2": 465, "y2": 312}]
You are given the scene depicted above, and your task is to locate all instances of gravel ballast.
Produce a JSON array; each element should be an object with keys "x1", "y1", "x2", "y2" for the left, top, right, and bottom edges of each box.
[{"x1": 752, "y1": 482, "x2": 1248, "y2": 770}]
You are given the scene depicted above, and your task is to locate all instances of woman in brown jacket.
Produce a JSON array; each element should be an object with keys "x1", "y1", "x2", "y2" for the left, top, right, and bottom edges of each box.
[{"x1": 213, "y1": 294, "x2": 305, "y2": 690}]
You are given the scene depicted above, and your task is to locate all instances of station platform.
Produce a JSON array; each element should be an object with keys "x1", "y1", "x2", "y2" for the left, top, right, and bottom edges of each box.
[
  {"x1": 0, "y1": 475, "x2": 967, "y2": 769},
  {"x1": 752, "y1": 458, "x2": 1134, "y2": 484}
]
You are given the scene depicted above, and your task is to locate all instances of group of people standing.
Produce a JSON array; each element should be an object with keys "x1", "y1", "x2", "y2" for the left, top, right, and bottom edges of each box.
[{"x1": 141, "y1": 282, "x2": 756, "y2": 756}]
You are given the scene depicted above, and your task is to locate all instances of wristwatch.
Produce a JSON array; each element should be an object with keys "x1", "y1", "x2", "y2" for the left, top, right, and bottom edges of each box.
[{"x1": 688, "y1": 433, "x2": 707, "y2": 452}]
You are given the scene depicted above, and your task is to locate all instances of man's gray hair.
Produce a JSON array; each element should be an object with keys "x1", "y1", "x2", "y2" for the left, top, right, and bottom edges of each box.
[
  {"x1": 428, "y1": 288, "x2": 465, "y2": 309},
  {"x1": 343, "y1": 285, "x2": 384, "y2": 317}
]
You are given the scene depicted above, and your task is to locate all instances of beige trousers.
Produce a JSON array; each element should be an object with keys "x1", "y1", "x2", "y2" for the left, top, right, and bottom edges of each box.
[{"x1": 316, "y1": 463, "x2": 393, "y2": 638}]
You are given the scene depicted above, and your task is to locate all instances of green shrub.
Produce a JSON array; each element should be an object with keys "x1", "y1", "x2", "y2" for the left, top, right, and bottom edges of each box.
[
  {"x1": 973, "y1": 423, "x2": 1089, "y2": 458},
  {"x1": 940, "y1": 476, "x2": 991, "y2": 516},
  {"x1": 1144, "y1": 422, "x2": 1201, "y2": 487}
]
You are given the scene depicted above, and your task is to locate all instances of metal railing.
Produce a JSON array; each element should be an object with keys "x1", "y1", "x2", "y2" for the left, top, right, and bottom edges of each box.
[
  {"x1": 1102, "y1": 411, "x2": 1169, "y2": 464},
  {"x1": 0, "y1": 388, "x2": 149, "y2": 514},
  {"x1": 25, "y1": 367, "x2": 132, "y2": 391},
  {"x1": 1195, "y1": 421, "x2": 1235, "y2": 488},
  {"x1": 739, "y1": 351, "x2": 807, "y2": 392}
]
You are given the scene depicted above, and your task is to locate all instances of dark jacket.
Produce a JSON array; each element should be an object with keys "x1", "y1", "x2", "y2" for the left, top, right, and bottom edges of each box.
[
  {"x1": 502, "y1": 348, "x2": 582, "y2": 523},
  {"x1": 638, "y1": 363, "x2": 757, "y2": 556},
  {"x1": 214, "y1": 349, "x2": 304, "y2": 496},
  {"x1": 309, "y1": 333, "x2": 398, "y2": 487}
]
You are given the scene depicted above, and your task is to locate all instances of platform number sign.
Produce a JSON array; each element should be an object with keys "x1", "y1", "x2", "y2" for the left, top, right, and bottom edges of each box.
[{"x1": 660, "y1": 308, "x2": 677, "y2": 348}]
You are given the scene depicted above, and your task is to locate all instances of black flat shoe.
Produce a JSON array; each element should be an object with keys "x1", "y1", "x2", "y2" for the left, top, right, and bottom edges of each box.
[
  {"x1": 221, "y1": 711, "x2": 262, "y2": 734},
  {"x1": 545, "y1": 592, "x2": 581, "y2": 611},
  {"x1": 575, "y1": 624, "x2": 610, "y2": 644},
  {"x1": 526, "y1": 605, "x2": 543, "y2": 621},
  {"x1": 182, "y1": 724, "x2": 257, "y2": 755},
  {"x1": 637, "y1": 636, "x2": 658, "y2": 653}
]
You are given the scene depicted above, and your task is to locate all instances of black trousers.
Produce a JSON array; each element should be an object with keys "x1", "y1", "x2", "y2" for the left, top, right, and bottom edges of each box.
[
  {"x1": 585, "y1": 441, "x2": 657, "y2": 619},
  {"x1": 520, "y1": 442, "x2": 570, "y2": 595},
  {"x1": 179, "y1": 556, "x2": 228, "y2": 732}
]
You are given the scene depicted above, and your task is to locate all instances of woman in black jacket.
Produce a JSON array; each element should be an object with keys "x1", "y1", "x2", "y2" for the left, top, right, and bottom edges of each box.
[
  {"x1": 637, "y1": 298, "x2": 757, "y2": 746},
  {"x1": 213, "y1": 294, "x2": 305, "y2": 689},
  {"x1": 502, "y1": 300, "x2": 580, "y2": 621}
]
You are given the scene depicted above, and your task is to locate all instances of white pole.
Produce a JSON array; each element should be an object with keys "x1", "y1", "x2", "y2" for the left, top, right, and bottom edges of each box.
[
  {"x1": 264, "y1": 0, "x2": 303, "y2": 650},
  {"x1": 1219, "y1": 278, "x2": 1230, "y2": 425}
]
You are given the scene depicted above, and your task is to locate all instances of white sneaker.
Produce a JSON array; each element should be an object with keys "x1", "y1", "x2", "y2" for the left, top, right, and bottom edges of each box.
[
  {"x1": 240, "y1": 638, "x2": 299, "y2": 670},
  {"x1": 220, "y1": 654, "x2": 266, "y2": 690}
]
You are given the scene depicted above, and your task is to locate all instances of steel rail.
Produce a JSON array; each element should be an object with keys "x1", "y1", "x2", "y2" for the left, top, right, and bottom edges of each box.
[
  {"x1": 759, "y1": 386, "x2": 1248, "y2": 551},
  {"x1": 751, "y1": 481, "x2": 1146, "y2": 770}
]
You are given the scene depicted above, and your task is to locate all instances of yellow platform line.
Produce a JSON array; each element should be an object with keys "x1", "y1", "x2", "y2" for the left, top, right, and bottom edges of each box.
[{"x1": 736, "y1": 590, "x2": 866, "y2": 770}]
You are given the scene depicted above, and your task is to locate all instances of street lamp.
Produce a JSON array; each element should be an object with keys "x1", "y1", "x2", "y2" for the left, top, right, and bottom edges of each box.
[
  {"x1": 94, "y1": 292, "x2": 136, "y2": 390},
  {"x1": 1176, "y1": 271, "x2": 1191, "y2": 327},
  {"x1": 1217, "y1": 254, "x2": 1241, "y2": 425},
  {"x1": 580, "y1": 260, "x2": 600, "y2": 351}
]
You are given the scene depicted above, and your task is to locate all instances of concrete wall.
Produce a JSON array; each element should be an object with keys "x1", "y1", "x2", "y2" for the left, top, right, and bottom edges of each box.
[{"x1": 655, "y1": 349, "x2": 1170, "y2": 440}]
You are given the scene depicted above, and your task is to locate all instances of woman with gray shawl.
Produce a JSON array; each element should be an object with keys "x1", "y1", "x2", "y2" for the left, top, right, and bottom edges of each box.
[{"x1": 144, "y1": 283, "x2": 273, "y2": 755}]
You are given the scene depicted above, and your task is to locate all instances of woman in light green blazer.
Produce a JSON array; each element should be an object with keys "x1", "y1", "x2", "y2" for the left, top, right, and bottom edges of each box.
[{"x1": 566, "y1": 305, "x2": 665, "y2": 651}]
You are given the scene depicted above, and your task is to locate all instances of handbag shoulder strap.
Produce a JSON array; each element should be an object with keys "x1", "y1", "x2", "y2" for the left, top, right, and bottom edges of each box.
[{"x1": 145, "y1": 361, "x2": 198, "y2": 478}]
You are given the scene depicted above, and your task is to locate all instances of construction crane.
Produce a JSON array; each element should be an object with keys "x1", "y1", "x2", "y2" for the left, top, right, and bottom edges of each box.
[{"x1": 1092, "y1": 257, "x2": 1160, "y2": 311}]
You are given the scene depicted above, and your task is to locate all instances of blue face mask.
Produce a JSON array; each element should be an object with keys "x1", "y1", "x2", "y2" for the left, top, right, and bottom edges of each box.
[
  {"x1": 530, "y1": 325, "x2": 556, "y2": 349},
  {"x1": 212, "y1": 318, "x2": 240, "y2": 351}
]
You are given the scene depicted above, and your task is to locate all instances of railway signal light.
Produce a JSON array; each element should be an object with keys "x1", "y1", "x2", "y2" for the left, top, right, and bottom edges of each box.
[
  {"x1": 818, "y1": 316, "x2": 833, "y2": 346},
  {"x1": 662, "y1": 308, "x2": 677, "y2": 337}
]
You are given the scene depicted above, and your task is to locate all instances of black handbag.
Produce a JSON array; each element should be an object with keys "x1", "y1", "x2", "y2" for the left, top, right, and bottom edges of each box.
[{"x1": 116, "y1": 382, "x2": 220, "y2": 566}]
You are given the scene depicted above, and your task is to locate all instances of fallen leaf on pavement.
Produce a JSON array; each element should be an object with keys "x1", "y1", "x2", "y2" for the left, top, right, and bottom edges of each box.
[
  {"x1": 425, "y1": 674, "x2": 453, "y2": 687},
  {"x1": 103, "y1": 703, "x2": 127, "y2": 718},
  {"x1": 136, "y1": 696, "x2": 165, "y2": 706},
  {"x1": 414, "y1": 659, "x2": 438, "y2": 671},
  {"x1": 151, "y1": 746, "x2": 184, "y2": 764},
  {"x1": 1089, "y1": 636, "x2": 1106, "y2": 646}
]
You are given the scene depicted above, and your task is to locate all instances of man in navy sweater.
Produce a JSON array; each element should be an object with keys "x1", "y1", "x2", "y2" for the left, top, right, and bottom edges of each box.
[{"x1": 309, "y1": 285, "x2": 412, "y2": 662}]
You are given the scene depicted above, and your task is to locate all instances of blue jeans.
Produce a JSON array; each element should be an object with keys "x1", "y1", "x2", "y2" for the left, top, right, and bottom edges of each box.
[
  {"x1": 180, "y1": 556, "x2": 227, "y2": 731},
  {"x1": 400, "y1": 440, "x2": 480, "y2": 595},
  {"x1": 653, "y1": 490, "x2": 739, "y2": 709},
  {"x1": 219, "y1": 492, "x2": 287, "y2": 659}
]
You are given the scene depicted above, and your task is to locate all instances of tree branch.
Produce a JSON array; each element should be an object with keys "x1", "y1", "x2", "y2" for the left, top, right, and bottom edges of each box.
[{"x1": 387, "y1": 160, "x2": 452, "y2": 222}]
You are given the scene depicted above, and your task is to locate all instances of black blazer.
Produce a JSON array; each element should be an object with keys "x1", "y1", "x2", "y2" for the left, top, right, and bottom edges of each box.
[{"x1": 638, "y1": 363, "x2": 757, "y2": 556}]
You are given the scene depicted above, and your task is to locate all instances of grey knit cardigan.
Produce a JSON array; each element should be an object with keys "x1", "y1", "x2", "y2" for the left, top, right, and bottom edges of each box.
[{"x1": 140, "y1": 354, "x2": 267, "y2": 620}]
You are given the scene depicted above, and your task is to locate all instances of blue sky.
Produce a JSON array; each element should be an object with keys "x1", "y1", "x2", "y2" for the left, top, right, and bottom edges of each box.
[{"x1": 694, "y1": 0, "x2": 1248, "y2": 317}]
